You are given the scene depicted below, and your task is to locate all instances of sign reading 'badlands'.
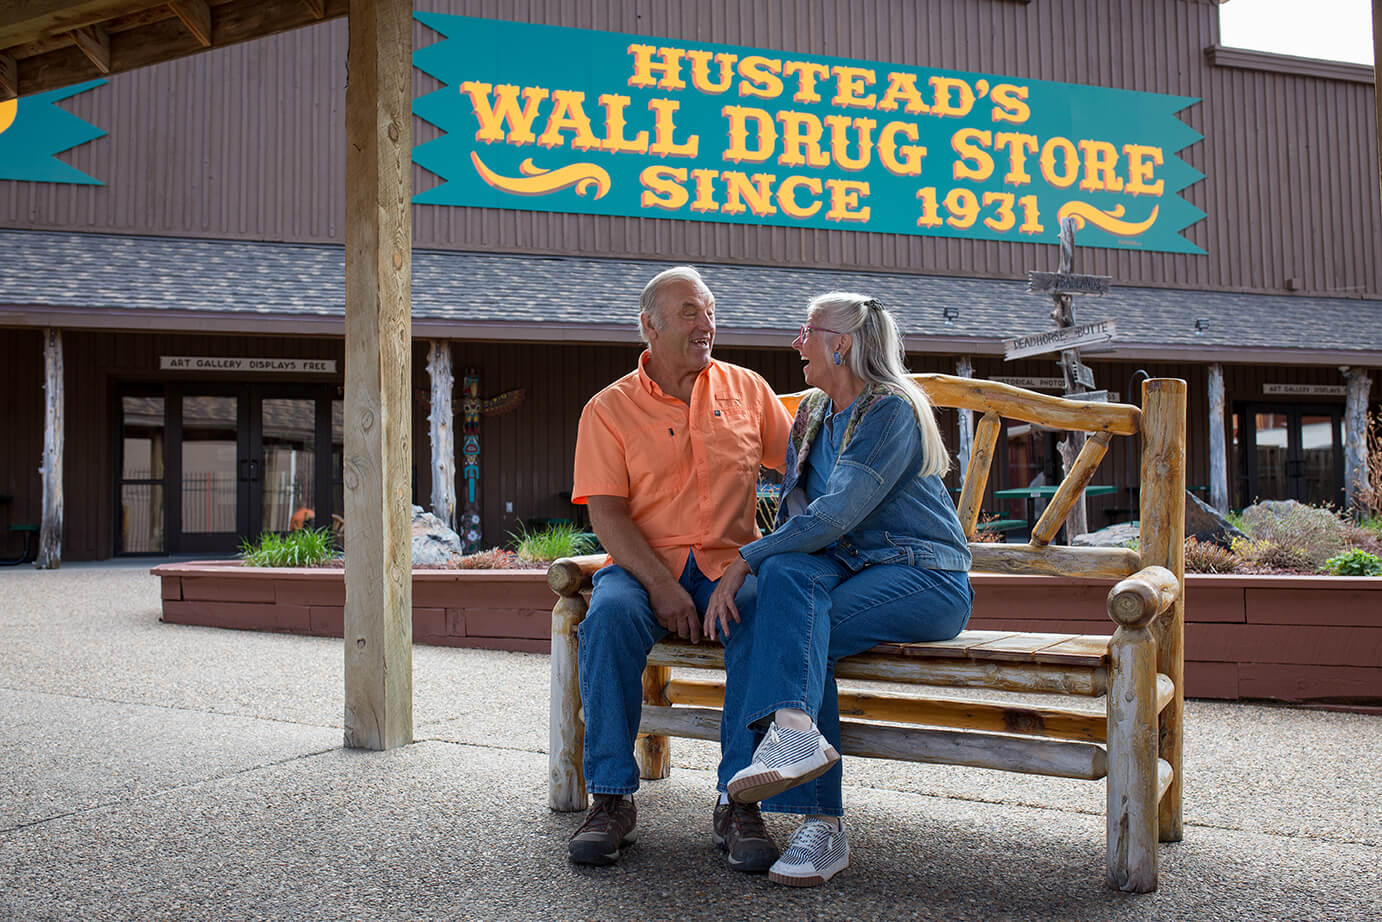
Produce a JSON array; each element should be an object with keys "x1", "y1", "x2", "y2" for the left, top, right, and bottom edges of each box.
[{"x1": 412, "y1": 14, "x2": 1205, "y2": 253}]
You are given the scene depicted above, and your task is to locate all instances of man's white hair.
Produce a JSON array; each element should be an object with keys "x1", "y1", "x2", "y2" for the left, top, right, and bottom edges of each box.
[{"x1": 639, "y1": 266, "x2": 708, "y2": 343}]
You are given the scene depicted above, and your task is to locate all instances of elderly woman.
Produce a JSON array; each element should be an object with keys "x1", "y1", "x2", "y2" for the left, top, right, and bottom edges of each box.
[{"x1": 705, "y1": 292, "x2": 973, "y2": 887}]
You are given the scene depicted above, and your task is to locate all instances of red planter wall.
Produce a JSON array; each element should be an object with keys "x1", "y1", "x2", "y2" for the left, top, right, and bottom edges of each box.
[{"x1": 154, "y1": 564, "x2": 1382, "y2": 705}]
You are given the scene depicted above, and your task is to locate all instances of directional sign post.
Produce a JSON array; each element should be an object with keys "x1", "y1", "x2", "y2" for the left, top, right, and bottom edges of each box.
[{"x1": 1003, "y1": 320, "x2": 1117, "y2": 361}]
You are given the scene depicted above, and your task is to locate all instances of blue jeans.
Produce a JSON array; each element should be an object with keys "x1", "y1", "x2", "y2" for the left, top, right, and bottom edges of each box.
[
  {"x1": 721, "y1": 552, "x2": 972, "y2": 816},
  {"x1": 578, "y1": 553, "x2": 759, "y2": 795}
]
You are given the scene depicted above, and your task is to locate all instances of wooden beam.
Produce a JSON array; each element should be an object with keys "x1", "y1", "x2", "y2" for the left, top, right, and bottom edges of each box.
[
  {"x1": 549, "y1": 585, "x2": 587, "y2": 810},
  {"x1": 955, "y1": 355, "x2": 974, "y2": 478},
  {"x1": 1138, "y1": 378, "x2": 1186, "y2": 843},
  {"x1": 38, "y1": 328, "x2": 64, "y2": 569},
  {"x1": 910, "y1": 374, "x2": 1142, "y2": 435},
  {"x1": 167, "y1": 0, "x2": 210, "y2": 46},
  {"x1": 1030, "y1": 430, "x2": 1113, "y2": 547},
  {"x1": 303, "y1": 0, "x2": 326, "y2": 19},
  {"x1": 68, "y1": 24, "x2": 111, "y2": 72},
  {"x1": 0, "y1": 0, "x2": 161, "y2": 48},
  {"x1": 342, "y1": 0, "x2": 413, "y2": 752},
  {"x1": 640, "y1": 705, "x2": 1108, "y2": 780},
  {"x1": 664, "y1": 677, "x2": 1109, "y2": 742},
  {"x1": 1207, "y1": 363, "x2": 1228, "y2": 511},
  {"x1": 968, "y1": 542, "x2": 1141, "y2": 579},
  {"x1": 426, "y1": 341, "x2": 455, "y2": 529},
  {"x1": 1105, "y1": 621, "x2": 1160, "y2": 892},
  {"x1": 956, "y1": 411, "x2": 999, "y2": 538},
  {"x1": 1342, "y1": 366, "x2": 1373, "y2": 516},
  {"x1": 0, "y1": 53, "x2": 16, "y2": 100}
]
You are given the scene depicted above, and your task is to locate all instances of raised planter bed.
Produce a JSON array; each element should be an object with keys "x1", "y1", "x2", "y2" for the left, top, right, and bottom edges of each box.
[{"x1": 152, "y1": 562, "x2": 1382, "y2": 705}]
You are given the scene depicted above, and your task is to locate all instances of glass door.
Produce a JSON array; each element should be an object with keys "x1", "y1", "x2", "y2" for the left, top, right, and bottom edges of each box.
[
  {"x1": 1233, "y1": 404, "x2": 1345, "y2": 507},
  {"x1": 173, "y1": 392, "x2": 247, "y2": 554}
]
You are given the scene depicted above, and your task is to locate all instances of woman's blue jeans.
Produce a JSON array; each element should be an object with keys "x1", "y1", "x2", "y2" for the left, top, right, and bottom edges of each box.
[
  {"x1": 721, "y1": 552, "x2": 972, "y2": 816},
  {"x1": 577, "y1": 553, "x2": 759, "y2": 795}
]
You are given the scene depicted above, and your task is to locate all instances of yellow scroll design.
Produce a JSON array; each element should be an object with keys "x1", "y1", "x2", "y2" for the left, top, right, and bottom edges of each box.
[
  {"x1": 0, "y1": 99, "x2": 17, "y2": 136},
  {"x1": 1057, "y1": 201, "x2": 1159, "y2": 237},
  {"x1": 470, "y1": 152, "x2": 611, "y2": 199}
]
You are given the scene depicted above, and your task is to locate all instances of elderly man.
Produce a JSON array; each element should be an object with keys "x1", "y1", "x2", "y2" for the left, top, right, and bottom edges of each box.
[{"x1": 567, "y1": 266, "x2": 792, "y2": 871}]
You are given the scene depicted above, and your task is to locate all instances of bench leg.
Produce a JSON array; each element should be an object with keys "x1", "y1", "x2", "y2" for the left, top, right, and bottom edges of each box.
[
  {"x1": 636, "y1": 664, "x2": 671, "y2": 780},
  {"x1": 1106, "y1": 625, "x2": 1159, "y2": 892},
  {"x1": 549, "y1": 593, "x2": 587, "y2": 812}
]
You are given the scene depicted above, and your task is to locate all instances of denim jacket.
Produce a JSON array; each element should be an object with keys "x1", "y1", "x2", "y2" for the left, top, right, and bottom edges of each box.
[{"x1": 738, "y1": 386, "x2": 972, "y2": 574}]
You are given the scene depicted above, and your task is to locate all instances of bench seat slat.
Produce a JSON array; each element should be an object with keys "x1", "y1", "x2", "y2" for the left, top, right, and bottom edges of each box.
[
  {"x1": 966, "y1": 632, "x2": 1091, "y2": 661},
  {"x1": 1034, "y1": 635, "x2": 1115, "y2": 667},
  {"x1": 872, "y1": 630, "x2": 1021, "y2": 658}
]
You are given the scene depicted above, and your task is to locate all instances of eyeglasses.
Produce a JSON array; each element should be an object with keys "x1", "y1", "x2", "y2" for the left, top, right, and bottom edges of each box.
[{"x1": 796, "y1": 323, "x2": 845, "y2": 341}]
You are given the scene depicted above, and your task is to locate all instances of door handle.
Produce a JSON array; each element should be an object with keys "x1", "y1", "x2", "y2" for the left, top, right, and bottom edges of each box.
[{"x1": 247, "y1": 459, "x2": 260, "y2": 482}]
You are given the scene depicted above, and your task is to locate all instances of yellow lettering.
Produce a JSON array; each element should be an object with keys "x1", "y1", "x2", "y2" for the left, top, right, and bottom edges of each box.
[
  {"x1": 777, "y1": 111, "x2": 829, "y2": 169},
  {"x1": 877, "y1": 71, "x2": 930, "y2": 114},
  {"x1": 1039, "y1": 136, "x2": 1079, "y2": 188},
  {"x1": 626, "y1": 44, "x2": 686, "y2": 90},
  {"x1": 690, "y1": 168, "x2": 719, "y2": 212},
  {"x1": 738, "y1": 56, "x2": 784, "y2": 99},
  {"x1": 777, "y1": 175, "x2": 824, "y2": 219},
  {"x1": 722, "y1": 171, "x2": 778, "y2": 217},
  {"x1": 831, "y1": 66, "x2": 877, "y2": 109},
  {"x1": 648, "y1": 99, "x2": 699, "y2": 157},
  {"x1": 878, "y1": 121, "x2": 926, "y2": 177},
  {"x1": 460, "y1": 82, "x2": 549, "y2": 146},
  {"x1": 722, "y1": 106, "x2": 777, "y2": 164},
  {"x1": 928, "y1": 76, "x2": 976, "y2": 118},
  {"x1": 1078, "y1": 140, "x2": 1124, "y2": 192},
  {"x1": 640, "y1": 165, "x2": 689, "y2": 210},
  {"x1": 823, "y1": 115, "x2": 875, "y2": 171},
  {"x1": 686, "y1": 50, "x2": 737, "y2": 94},
  {"x1": 989, "y1": 83, "x2": 1031, "y2": 123},
  {"x1": 994, "y1": 132, "x2": 1038, "y2": 186},
  {"x1": 597, "y1": 94, "x2": 649, "y2": 154},
  {"x1": 951, "y1": 128, "x2": 994, "y2": 182},
  {"x1": 1123, "y1": 144, "x2": 1165, "y2": 196},
  {"x1": 825, "y1": 179, "x2": 870, "y2": 223},
  {"x1": 537, "y1": 90, "x2": 599, "y2": 150},
  {"x1": 782, "y1": 60, "x2": 831, "y2": 103}
]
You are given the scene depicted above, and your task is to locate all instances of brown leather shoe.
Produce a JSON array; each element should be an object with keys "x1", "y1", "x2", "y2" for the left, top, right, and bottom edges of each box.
[
  {"x1": 568, "y1": 794, "x2": 638, "y2": 866},
  {"x1": 712, "y1": 799, "x2": 779, "y2": 872}
]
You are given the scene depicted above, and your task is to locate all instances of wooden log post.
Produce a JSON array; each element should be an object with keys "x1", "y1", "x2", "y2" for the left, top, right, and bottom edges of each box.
[
  {"x1": 1207, "y1": 363, "x2": 1228, "y2": 513},
  {"x1": 1104, "y1": 565, "x2": 1178, "y2": 892},
  {"x1": 548, "y1": 559, "x2": 589, "y2": 811},
  {"x1": 37, "y1": 328, "x2": 63, "y2": 569},
  {"x1": 342, "y1": 0, "x2": 413, "y2": 752},
  {"x1": 427, "y1": 341, "x2": 456, "y2": 530},
  {"x1": 1138, "y1": 378, "x2": 1186, "y2": 842},
  {"x1": 636, "y1": 665, "x2": 672, "y2": 779},
  {"x1": 955, "y1": 356, "x2": 974, "y2": 479},
  {"x1": 1343, "y1": 366, "x2": 1373, "y2": 517}
]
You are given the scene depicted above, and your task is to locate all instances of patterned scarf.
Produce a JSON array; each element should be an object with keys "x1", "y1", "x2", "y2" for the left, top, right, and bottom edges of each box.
[{"x1": 787, "y1": 383, "x2": 900, "y2": 485}]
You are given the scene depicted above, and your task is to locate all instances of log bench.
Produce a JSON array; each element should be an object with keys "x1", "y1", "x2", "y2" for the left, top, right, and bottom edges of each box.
[{"x1": 548, "y1": 375, "x2": 1186, "y2": 893}]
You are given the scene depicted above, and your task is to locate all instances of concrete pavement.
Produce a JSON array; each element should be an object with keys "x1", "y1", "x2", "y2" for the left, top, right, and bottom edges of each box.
[{"x1": 1, "y1": 564, "x2": 1378, "y2": 920}]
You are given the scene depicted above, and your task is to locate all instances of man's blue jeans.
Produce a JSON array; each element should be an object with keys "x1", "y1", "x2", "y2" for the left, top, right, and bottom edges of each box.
[
  {"x1": 722, "y1": 552, "x2": 972, "y2": 816},
  {"x1": 577, "y1": 553, "x2": 758, "y2": 795}
]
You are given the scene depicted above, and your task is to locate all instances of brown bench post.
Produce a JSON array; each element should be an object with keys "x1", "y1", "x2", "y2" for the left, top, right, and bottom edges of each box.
[
  {"x1": 548, "y1": 561, "x2": 588, "y2": 811},
  {"x1": 1138, "y1": 379, "x2": 1187, "y2": 843},
  {"x1": 636, "y1": 665, "x2": 672, "y2": 779}
]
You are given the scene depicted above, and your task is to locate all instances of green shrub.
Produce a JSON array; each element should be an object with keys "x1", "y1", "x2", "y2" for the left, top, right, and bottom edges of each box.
[
  {"x1": 239, "y1": 527, "x2": 339, "y2": 567},
  {"x1": 1233, "y1": 501, "x2": 1356, "y2": 571},
  {"x1": 510, "y1": 521, "x2": 597, "y2": 563},
  {"x1": 1320, "y1": 548, "x2": 1382, "y2": 576}
]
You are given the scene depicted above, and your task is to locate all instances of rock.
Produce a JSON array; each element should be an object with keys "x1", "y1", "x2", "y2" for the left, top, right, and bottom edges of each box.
[
  {"x1": 1071, "y1": 522, "x2": 1140, "y2": 547},
  {"x1": 411, "y1": 505, "x2": 464, "y2": 566},
  {"x1": 1185, "y1": 492, "x2": 1248, "y2": 547}
]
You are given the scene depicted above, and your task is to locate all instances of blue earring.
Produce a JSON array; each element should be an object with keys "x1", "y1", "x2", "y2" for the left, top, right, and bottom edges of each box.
[{"x1": 833, "y1": 350, "x2": 842, "y2": 366}]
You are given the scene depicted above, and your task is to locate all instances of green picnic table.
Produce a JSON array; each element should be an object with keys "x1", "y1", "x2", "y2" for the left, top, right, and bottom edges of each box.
[{"x1": 993, "y1": 484, "x2": 1117, "y2": 533}]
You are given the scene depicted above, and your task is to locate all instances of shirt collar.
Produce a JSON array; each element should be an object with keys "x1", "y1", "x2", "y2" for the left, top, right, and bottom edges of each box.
[{"x1": 637, "y1": 350, "x2": 716, "y2": 399}]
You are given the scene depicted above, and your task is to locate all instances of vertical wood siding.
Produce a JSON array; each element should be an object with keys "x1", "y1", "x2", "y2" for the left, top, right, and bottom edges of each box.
[{"x1": 0, "y1": 0, "x2": 1375, "y2": 300}]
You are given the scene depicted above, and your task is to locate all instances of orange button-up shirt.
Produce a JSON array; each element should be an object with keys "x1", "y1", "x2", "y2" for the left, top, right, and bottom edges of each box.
[{"x1": 573, "y1": 353, "x2": 791, "y2": 581}]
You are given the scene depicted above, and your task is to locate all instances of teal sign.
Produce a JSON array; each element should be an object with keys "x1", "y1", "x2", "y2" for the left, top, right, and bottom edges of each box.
[
  {"x1": 414, "y1": 15, "x2": 1204, "y2": 253},
  {"x1": 0, "y1": 80, "x2": 106, "y2": 185}
]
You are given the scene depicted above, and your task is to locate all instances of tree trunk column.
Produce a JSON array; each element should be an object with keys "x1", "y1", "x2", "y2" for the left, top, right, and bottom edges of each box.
[
  {"x1": 343, "y1": 0, "x2": 413, "y2": 752},
  {"x1": 428, "y1": 341, "x2": 456, "y2": 530},
  {"x1": 38, "y1": 327, "x2": 63, "y2": 570},
  {"x1": 1343, "y1": 367, "x2": 1373, "y2": 517},
  {"x1": 1207, "y1": 363, "x2": 1228, "y2": 513}
]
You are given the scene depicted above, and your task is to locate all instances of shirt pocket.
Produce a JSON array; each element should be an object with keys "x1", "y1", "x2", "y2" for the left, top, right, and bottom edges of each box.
[
  {"x1": 626, "y1": 421, "x2": 688, "y2": 499},
  {"x1": 710, "y1": 398, "x2": 761, "y2": 471}
]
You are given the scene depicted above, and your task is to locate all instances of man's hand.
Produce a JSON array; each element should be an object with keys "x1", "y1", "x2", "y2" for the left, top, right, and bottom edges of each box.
[
  {"x1": 703, "y1": 557, "x2": 750, "y2": 642},
  {"x1": 649, "y1": 579, "x2": 702, "y2": 644}
]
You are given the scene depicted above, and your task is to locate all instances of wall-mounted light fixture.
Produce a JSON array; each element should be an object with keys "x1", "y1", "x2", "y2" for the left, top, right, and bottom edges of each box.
[
  {"x1": 1194, "y1": 318, "x2": 1209, "y2": 335},
  {"x1": 942, "y1": 306, "x2": 959, "y2": 324}
]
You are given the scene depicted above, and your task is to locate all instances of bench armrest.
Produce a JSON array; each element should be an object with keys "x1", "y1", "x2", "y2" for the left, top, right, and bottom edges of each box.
[
  {"x1": 547, "y1": 554, "x2": 608, "y2": 597},
  {"x1": 1105, "y1": 565, "x2": 1179, "y2": 629}
]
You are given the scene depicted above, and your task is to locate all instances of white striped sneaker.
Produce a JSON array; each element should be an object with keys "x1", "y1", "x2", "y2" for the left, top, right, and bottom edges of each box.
[
  {"x1": 769, "y1": 818, "x2": 850, "y2": 887},
  {"x1": 727, "y1": 722, "x2": 840, "y2": 804}
]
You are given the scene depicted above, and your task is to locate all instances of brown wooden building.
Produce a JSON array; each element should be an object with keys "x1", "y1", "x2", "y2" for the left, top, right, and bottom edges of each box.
[{"x1": 2, "y1": 0, "x2": 1380, "y2": 561}]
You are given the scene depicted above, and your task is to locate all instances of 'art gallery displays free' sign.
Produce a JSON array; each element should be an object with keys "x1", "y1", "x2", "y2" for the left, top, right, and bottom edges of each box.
[{"x1": 413, "y1": 14, "x2": 1205, "y2": 253}]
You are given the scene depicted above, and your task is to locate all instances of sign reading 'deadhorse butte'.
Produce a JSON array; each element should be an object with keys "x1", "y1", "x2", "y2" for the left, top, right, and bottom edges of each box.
[{"x1": 412, "y1": 14, "x2": 1205, "y2": 253}]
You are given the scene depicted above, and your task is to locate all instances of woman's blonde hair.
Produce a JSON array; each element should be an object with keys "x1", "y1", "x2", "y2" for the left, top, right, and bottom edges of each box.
[{"x1": 809, "y1": 291, "x2": 950, "y2": 478}]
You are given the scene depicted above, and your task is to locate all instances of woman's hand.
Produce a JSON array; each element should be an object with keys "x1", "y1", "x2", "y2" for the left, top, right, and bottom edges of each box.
[{"x1": 704, "y1": 557, "x2": 752, "y2": 642}]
